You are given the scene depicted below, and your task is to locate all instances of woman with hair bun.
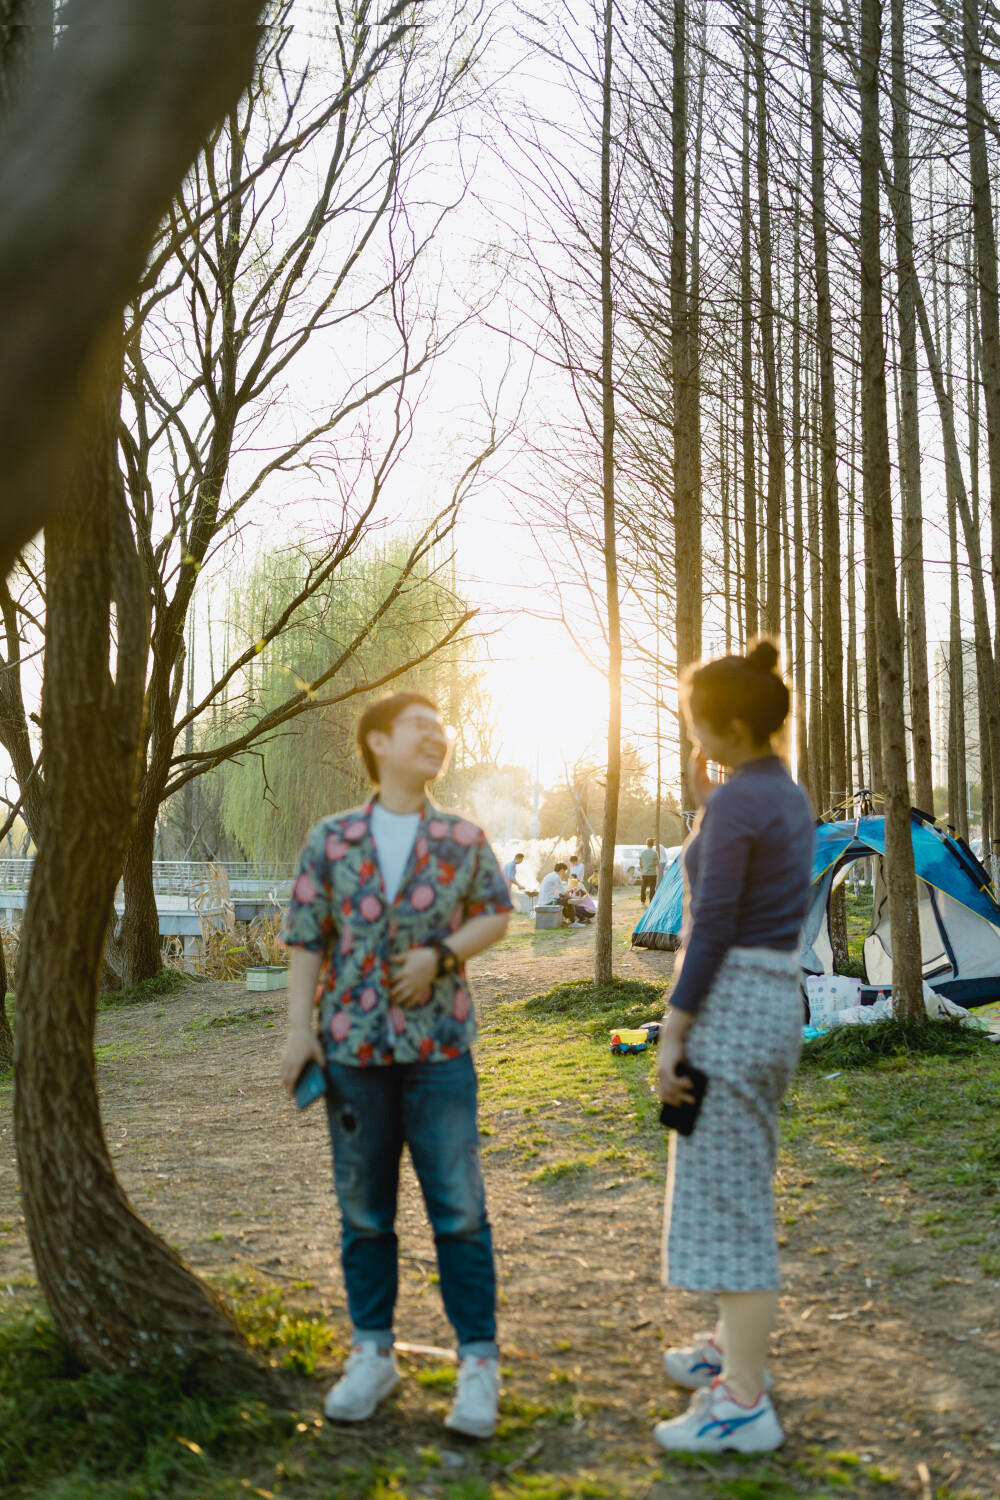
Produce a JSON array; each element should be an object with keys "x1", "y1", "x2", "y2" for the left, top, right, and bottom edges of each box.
[{"x1": 652, "y1": 640, "x2": 814, "y2": 1456}]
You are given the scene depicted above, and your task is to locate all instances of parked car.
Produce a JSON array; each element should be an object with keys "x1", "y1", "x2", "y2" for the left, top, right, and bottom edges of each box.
[{"x1": 614, "y1": 843, "x2": 678, "y2": 885}]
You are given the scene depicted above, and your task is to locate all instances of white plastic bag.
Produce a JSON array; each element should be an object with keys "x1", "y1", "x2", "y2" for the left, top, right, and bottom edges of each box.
[{"x1": 805, "y1": 974, "x2": 862, "y2": 1028}]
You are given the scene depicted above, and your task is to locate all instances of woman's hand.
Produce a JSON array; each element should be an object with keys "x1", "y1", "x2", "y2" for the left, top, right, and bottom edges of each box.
[
  {"x1": 655, "y1": 1008, "x2": 696, "y2": 1105},
  {"x1": 690, "y1": 751, "x2": 717, "y2": 808},
  {"x1": 390, "y1": 947, "x2": 438, "y2": 1007}
]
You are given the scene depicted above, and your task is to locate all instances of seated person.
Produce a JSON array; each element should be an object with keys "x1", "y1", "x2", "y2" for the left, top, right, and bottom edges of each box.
[
  {"x1": 566, "y1": 879, "x2": 595, "y2": 924},
  {"x1": 569, "y1": 853, "x2": 585, "y2": 883},
  {"x1": 538, "y1": 862, "x2": 575, "y2": 922}
]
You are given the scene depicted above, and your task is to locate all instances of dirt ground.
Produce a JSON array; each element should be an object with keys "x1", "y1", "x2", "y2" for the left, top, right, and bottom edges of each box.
[{"x1": 2, "y1": 898, "x2": 1000, "y2": 1498}]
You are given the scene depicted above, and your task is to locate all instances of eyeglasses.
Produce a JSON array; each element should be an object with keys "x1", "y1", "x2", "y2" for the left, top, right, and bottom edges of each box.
[{"x1": 394, "y1": 713, "x2": 457, "y2": 742}]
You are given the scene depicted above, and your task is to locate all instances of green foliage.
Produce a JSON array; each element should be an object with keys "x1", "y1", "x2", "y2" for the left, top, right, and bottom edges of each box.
[{"x1": 96, "y1": 967, "x2": 187, "y2": 1013}]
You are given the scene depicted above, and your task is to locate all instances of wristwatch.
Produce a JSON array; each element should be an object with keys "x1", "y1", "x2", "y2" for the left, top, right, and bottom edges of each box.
[{"x1": 431, "y1": 940, "x2": 460, "y2": 978}]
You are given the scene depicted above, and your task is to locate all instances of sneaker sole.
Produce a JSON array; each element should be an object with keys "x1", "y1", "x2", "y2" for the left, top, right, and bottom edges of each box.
[
  {"x1": 653, "y1": 1421, "x2": 784, "y2": 1455},
  {"x1": 444, "y1": 1412, "x2": 496, "y2": 1439}
]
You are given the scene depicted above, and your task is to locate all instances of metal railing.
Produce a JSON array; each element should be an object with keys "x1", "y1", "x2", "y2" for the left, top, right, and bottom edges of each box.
[{"x1": 0, "y1": 858, "x2": 294, "y2": 898}]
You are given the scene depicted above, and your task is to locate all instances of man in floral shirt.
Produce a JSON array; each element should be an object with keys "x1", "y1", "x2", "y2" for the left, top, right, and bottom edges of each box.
[{"x1": 280, "y1": 692, "x2": 511, "y2": 1437}]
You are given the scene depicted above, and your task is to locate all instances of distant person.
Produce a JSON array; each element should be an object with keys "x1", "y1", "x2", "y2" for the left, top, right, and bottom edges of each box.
[
  {"x1": 503, "y1": 852, "x2": 527, "y2": 891},
  {"x1": 653, "y1": 642, "x2": 813, "y2": 1455},
  {"x1": 638, "y1": 838, "x2": 658, "y2": 905},
  {"x1": 569, "y1": 853, "x2": 585, "y2": 883},
  {"x1": 279, "y1": 690, "x2": 512, "y2": 1439},
  {"x1": 538, "y1": 862, "x2": 576, "y2": 923}
]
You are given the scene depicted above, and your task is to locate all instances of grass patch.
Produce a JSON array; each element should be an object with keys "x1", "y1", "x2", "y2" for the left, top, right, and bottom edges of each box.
[
  {"x1": 799, "y1": 1016, "x2": 995, "y2": 1069},
  {"x1": 97, "y1": 967, "x2": 188, "y2": 1013},
  {"x1": 524, "y1": 978, "x2": 666, "y2": 1041},
  {"x1": 185, "y1": 1004, "x2": 277, "y2": 1032},
  {"x1": 0, "y1": 1303, "x2": 294, "y2": 1497}
]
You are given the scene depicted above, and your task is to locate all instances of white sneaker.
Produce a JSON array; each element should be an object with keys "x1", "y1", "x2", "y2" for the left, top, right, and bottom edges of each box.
[
  {"x1": 324, "y1": 1344, "x2": 400, "y2": 1422},
  {"x1": 653, "y1": 1380, "x2": 784, "y2": 1454},
  {"x1": 663, "y1": 1333, "x2": 772, "y2": 1391},
  {"x1": 445, "y1": 1354, "x2": 500, "y2": 1439}
]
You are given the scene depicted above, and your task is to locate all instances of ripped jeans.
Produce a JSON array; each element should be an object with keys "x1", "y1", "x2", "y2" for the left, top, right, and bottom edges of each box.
[{"x1": 324, "y1": 1049, "x2": 498, "y2": 1358}]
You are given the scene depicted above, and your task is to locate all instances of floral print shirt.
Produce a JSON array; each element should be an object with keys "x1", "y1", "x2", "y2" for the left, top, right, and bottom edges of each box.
[{"x1": 280, "y1": 797, "x2": 512, "y2": 1066}]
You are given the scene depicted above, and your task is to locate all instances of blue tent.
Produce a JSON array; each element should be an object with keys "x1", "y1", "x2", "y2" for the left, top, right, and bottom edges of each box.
[
  {"x1": 633, "y1": 811, "x2": 1000, "y2": 1008},
  {"x1": 632, "y1": 856, "x2": 684, "y2": 951}
]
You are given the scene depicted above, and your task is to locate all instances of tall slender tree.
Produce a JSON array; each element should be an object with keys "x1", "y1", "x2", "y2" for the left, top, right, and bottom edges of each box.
[{"x1": 858, "y1": 0, "x2": 922, "y2": 1021}]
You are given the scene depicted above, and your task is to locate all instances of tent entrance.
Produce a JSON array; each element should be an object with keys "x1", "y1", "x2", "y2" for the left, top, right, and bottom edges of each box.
[{"x1": 863, "y1": 857, "x2": 954, "y2": 988}]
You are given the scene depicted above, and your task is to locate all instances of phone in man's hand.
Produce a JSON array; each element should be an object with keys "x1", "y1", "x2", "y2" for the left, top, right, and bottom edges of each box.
[{"x1": 294, "y1": 1059, "x2": 328, "y2": 1110}]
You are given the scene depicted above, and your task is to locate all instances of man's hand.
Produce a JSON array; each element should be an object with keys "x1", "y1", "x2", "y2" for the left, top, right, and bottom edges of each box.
[
  {"x1": 655, "y1": 1008, "x2": 696, "y2": 1105},
  {"x1": 280, "y1": 1024, "x2": 325, "y2": 1095},
  {"x1": 390, "y1": 947, "x2": 439, "y2": 1008}
]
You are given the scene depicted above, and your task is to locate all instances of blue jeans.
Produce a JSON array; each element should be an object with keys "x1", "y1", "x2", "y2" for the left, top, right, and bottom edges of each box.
[{"x1": 324, "y1": 1050, "x2": 497, "y2": 1358}]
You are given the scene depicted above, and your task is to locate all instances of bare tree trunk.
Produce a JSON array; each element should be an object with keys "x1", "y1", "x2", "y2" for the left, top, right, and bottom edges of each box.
[
  {"x1": 0, "y1": 933, "x2": 10, "y2": 1070},
  {"x1": 754, "y1": 0, "x2": 783, "y2": 636},
  {"x1": 970, "y1": 247, "x2": 993, "y2": 849},
  {"x1": 0, "y1": 0, "x2": 267, "y2": 579},
  {"x1": 890, "y1": 0, "x2": 933, "y2": 814},
  {"x1": 672, "y1": 0, "x2": 701, "y2": 810},
  {"x1": 13, "y1": 358, "x2": 254, "y2": 1372},
  {"x1": 858, "y1": 0, "x2": 922, "y2": 1022},
  {"x1": 740, "y1": 42, "x2": 758, "y2": 642},
  {"x1": 964, "y1": 0, "x2": 1000, "y2": 677},
  {"x1": 595, "y1": 0, "x2": 620, "y2": 989},
  {"x1": 808, "y1": 0, "x2": 847, "y2": 971},
  {"x1": 792, "y1": 157, "x2": 808, "y2": 789},
  {"x1": 948, "y1": 488, "x2": 969, "y2": 836}
]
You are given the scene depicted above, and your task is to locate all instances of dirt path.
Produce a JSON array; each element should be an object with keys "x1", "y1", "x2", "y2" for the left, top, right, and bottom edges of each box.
[{"x1": 1, "y1": 902, "x2": 999, "y2": 1497}]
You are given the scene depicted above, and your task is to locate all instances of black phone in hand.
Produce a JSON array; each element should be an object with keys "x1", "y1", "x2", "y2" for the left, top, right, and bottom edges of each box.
[{"x1": 658, "y1": 1062, "x2": 708, "y2": 1136}]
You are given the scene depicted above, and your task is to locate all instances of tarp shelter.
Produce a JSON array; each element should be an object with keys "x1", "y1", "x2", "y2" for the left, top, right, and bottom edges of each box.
[{"x1": 633, "y1": 810, "x2": 1000, "y2": 1008}]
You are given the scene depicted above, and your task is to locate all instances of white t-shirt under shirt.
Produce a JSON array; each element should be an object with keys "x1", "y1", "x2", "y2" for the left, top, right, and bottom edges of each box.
[{"x1": 370, "y1": 802, "x2": 421, "y2": 901}]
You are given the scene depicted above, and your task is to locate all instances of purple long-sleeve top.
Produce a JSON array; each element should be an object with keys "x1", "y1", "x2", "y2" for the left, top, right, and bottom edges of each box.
[{"x1": 669, "y1": 756, "x2": 815, "y2": 1015}]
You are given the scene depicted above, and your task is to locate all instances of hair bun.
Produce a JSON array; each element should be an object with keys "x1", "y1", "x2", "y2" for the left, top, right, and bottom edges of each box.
[{"x1": 744, "y1": 639, "x2": 779, "y2": 673}]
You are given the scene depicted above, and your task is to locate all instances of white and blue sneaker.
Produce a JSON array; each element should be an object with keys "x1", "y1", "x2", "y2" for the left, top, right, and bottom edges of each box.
[
  {"x1": 663, "y1": 1333, "x2": 773, "y2": 1391},
  {"x1": 653, "y1": 1380, "x2": 784, "y2": 1454},
  {"x1": 662, "y1": 1332, "x2": 722, "y2": 1388}
]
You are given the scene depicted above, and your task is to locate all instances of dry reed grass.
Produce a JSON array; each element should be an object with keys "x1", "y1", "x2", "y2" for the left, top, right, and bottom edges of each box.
[{"x1": 161, "y1": 910, "x2": 286, "y2": 981}]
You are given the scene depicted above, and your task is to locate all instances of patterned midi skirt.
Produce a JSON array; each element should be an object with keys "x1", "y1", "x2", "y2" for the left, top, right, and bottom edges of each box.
[{"x1": 662, "y1": 946, "x2": 803, "y2": 1293}]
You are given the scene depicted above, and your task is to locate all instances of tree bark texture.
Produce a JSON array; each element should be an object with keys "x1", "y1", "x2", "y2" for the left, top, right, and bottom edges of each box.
[
  {"x1": 13, "y1": 364, "x2": 253, "y2": 1374},
  {"x1": 0, "y1": 0, "x2": 266, "y2": 579},
  {"x1": 595, "y1": 0, "x2": 621, "y2": 989},
  {"x1": 889, "y1": 0, "x2": 933, "y2": 814},
  {"x1": 673, "y1": 0, "x2": 701, "y2": 810},
  {"x1": 858, "y1": 0, "x2": 923, "y2": 1022}
]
